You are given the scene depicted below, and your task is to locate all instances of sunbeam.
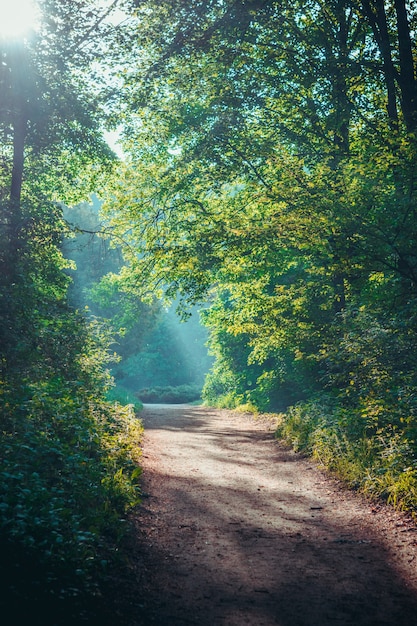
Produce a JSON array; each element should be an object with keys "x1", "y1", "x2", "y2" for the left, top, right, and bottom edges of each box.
[{"x1": 0, "y1": 0, "x2": 39, "y2": 38}]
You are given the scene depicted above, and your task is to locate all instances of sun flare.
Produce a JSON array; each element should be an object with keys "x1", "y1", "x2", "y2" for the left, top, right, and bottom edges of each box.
[{"x1": 0, "y1": 0, "x2": 39, "y2": 38}]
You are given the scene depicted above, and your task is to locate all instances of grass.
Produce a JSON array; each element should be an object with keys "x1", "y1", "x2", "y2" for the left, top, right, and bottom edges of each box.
[{"x1": 274, "y1": 395, "x2": 417, "y2": 516}]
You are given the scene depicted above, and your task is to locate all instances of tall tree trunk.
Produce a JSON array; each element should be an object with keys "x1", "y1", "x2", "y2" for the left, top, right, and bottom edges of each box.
[
  {"x1": 7, "y1": 113, "x2": 27, "y2": 273},
  {"x1": 361, "y1": 0, "x2": 399, "y2": 129},
  {"x1": 393, "y1": 0, "x2": 417, "y2": 133}
]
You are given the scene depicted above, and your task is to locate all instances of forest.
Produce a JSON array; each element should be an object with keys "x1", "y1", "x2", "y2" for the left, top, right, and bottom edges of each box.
[{"x1": 1, "y1": 0, "x2": 417, "y2": 620}]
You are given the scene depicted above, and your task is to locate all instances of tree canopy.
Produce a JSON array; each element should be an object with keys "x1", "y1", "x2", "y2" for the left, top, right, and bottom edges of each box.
[
  {"x1": 103, "y1": 0, "x2": 417, "y2": 406},
  {"x1": 97, "y1": 0, "x2": 417, "y2": 509}
]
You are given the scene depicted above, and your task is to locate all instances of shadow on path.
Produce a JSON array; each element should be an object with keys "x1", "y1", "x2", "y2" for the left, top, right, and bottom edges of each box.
[{"x1": 122, "y1": 405, "x2": 417, "y2": 626}]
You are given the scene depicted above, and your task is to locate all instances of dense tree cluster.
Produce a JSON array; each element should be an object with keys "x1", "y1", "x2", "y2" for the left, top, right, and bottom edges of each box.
[
  {"x1": 104, "y1": 1, "x2": 417, "y2": 507},
  {"x1": 0, "y1": 2, "x2": 143, "y2": 620}
]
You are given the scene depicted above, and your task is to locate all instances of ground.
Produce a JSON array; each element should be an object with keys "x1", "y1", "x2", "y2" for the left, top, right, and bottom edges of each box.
[{"x1": 108, "y1": 404, "x2": 417, "y2": 625}]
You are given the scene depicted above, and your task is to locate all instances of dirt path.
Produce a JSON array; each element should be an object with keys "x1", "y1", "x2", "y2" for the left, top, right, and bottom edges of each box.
[{"x1": 122, "y1": 404, "x2": 417, "y2": 625}]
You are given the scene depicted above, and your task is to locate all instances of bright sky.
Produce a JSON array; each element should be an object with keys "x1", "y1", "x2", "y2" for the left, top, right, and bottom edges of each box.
[
  {"x1": 0, "y1": 0, "x2": 126, "y2": 157},
  {"x1": 0, "y1": 0, "x2": 39, "y2": 38}
]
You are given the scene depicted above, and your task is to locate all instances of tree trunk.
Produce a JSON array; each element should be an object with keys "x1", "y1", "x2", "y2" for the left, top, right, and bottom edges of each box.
[
  {"x1": 361, "y1": 0, "x2": 399, "y2": 129},
  {"x1": 10, "y1": 115, "x2": 26, "y2": 208},
  {"x1": 394, "y1": 0, "x2": 417, "y2": 133}
]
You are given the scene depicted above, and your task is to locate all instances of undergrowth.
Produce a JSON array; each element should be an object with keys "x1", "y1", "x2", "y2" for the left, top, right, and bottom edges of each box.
[
  {"x1": 203, "y1": 390, "x2": 245, "y2": 410},
  {"x1": 107, "y1": 384, "x2": 143, "y2": 412},
  {"x1": 275, "y1": 394, "x2": 417, "y2": 516},
  {"x1": 0, "y1": 309, "x2": 145, "y2": 623},
  {"x1": 0, "y1": 375, "x2": 143, "y2": 622}
]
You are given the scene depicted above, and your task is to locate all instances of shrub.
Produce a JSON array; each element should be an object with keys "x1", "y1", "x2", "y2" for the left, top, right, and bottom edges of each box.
[
  {"x1": 0, "y1": 306, "x2": 144, "y2": 621},
  {"x1": 107, "y1": 384, "x2": 143, "y2": 412},
  {"x1": 136, "y1": 384, "x2": 202, "y2": 404},
  {"x1": 275, "y1": 394, "x2": 417, "y2": 515}
]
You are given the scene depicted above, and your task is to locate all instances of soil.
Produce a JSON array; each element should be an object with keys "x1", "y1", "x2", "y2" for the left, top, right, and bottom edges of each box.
[{"x1": 111, "y1": 404, "x2": 417, "y2": 626}]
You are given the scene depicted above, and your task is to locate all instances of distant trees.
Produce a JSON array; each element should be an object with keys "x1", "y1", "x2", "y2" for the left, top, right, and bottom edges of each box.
[
  {"x1": 64, "y1": 200, "x2": 212, "y2": 400},
  {"x1": 105, "y1": 0, "x2": 417, "y2": 407}
]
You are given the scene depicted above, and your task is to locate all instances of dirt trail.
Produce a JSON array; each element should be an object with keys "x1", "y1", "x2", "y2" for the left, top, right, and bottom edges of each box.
[{"x1": 124, "y1": 404, "x2": 417, "y2": 625}]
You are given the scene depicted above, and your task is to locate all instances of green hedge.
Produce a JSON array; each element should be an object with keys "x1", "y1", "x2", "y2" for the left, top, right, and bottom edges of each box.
[
  {"x1": 136, "y1": 384, "x2": 202, "y2": 404},
  {"x1": 0, "y1": 376, "x2": 143, "y2": 622}
]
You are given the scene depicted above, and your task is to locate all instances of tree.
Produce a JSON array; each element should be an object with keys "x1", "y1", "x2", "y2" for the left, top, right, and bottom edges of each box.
[
  {"x1": 0, "y1": 0, "x2": 131, "y2": 372},
  {"x1": 0, "y1": 2, "x2": 145, "y2": 617},
  {"x1": 103, "y1": 0, "x2": 417, "y2": 411}
]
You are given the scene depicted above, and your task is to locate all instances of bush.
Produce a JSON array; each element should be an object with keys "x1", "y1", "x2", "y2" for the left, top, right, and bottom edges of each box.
[
  {"x1": 0, "y1": 377, "x2": 144, "y2": 621},
  {"x1": 275, "y1": 394, "x2": 417, "y2": 515},
  {"x1": 107, "y1": 384, "x2": 143, "y2": 412},
  {"x1": 0, "y1": 302, "x2": 144, "y2": 621},
  {"x1": 136, "y1": 384, "x2": 202, "y2": 404},
  {"x1": 204, "y1": 390, "x2": 245, "y2": 409}
]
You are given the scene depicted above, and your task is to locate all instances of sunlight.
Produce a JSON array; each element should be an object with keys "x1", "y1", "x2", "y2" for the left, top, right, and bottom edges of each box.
[{"x1": 0, "y1": 0, "x2": 39, "y2": 38}]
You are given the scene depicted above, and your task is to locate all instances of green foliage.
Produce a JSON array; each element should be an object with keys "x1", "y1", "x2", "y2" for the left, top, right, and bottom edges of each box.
[
  {"x1": 0, "y1": 3, "x2": 145, "y2": 619},
  {"x1": 0, "y1": 340, "x2": 144, "y2": 617},
  {"x1": 0, "y1": 223, "x2": 144, "y2": 617},
  {"x1": 136, "y1": 383, "x2": 202, "y2": 404},
  {"x1": 97, "y1": 0, "x2": 417, "y2": 515},
  {"x1": 204, "y1": 391, "x2": 245, "y2": 410},
  {"x1": 200, "y1": 291, "x2": 316, "y2": 412},
  {"x1": 106, "y1": 385, "x2": 143, "y2": 412},
  {"x1": 276, "y1": 395, "x2": 417, "y2": 515},
  {"x1": 0, "y1": 205, "x2": 143, "y2": 610},
  {"x1": 202, "y1": 360, "x2": 241, "y2": 408}
]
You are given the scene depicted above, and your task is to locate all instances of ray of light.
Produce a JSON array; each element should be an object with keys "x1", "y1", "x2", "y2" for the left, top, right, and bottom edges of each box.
[{"x1": 0, "y1": 0, "x2": 39, "y2": 38}]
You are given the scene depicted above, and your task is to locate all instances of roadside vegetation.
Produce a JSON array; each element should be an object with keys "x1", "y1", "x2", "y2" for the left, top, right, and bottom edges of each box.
[
  {"x1": 275, "y1": 395, "x2": 417, "y2": 515},
  {"x1": 137, "y1": 383, "x2": 202, "y2": 404},
  {"x1": 0, "y1": 3, "x2": 144, "y2": 619}
]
